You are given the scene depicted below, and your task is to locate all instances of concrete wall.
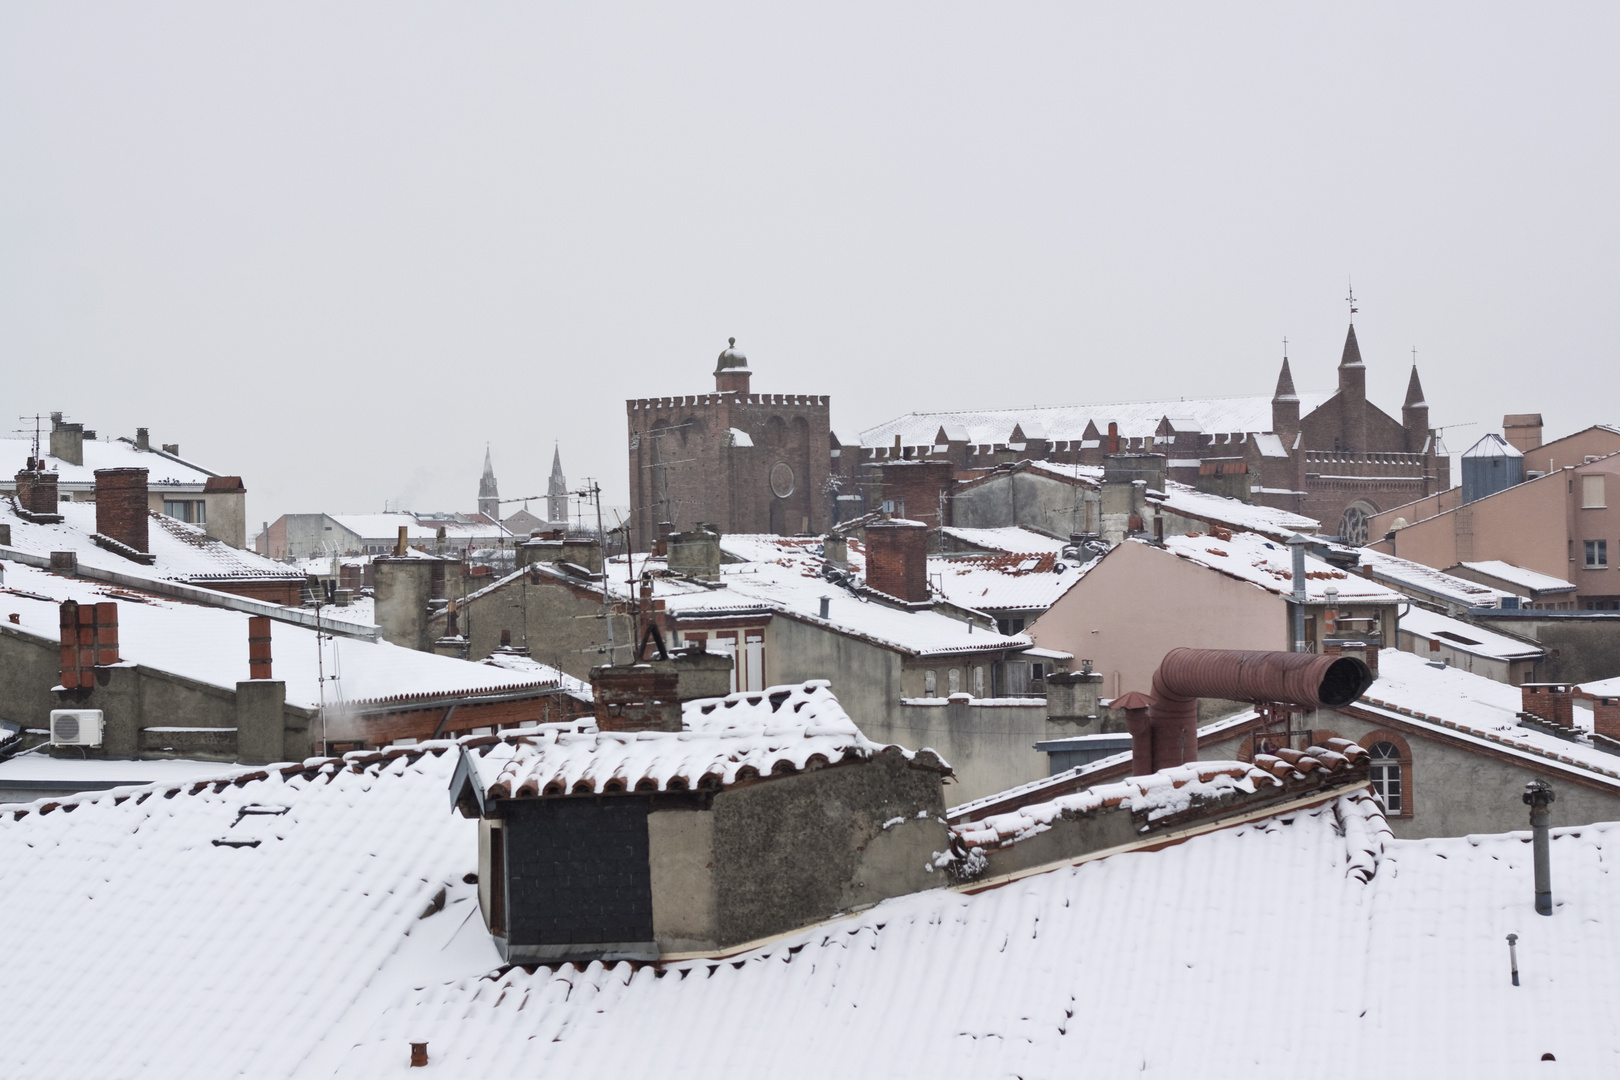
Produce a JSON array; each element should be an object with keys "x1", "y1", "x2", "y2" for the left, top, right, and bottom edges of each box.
[
  {"x1": 1465, "y1": 615, "x2": 1620, "y2": 683},
  {"x1": 950, "y1": 470, "x2": 1095, "y2": 539},
  {"x1": 883, "y1": 699, "x2": 1081, "y2": 804},
  {"x1": 0, "y1": 623, "x2": 313, "y2": 761},
  {"x1": 454, "y1": 572, "x2": 633, "y2": 677},
  {"x1": 1027, "y1": 541, "x2": 1288, "y2": 699},
  {"x1": 762, "y1": 613, "x2": 903, "y2": 731}
]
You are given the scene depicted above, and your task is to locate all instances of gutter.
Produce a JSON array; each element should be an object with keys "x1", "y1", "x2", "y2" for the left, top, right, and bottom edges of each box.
[{"x1": 0, "y1": 545, "x2": 381, "y2": 641}]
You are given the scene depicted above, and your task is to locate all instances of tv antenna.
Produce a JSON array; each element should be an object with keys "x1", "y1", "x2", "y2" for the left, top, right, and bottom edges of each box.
[{"x1": 15, "y1": 414, "x2": 48, "y2": 468}]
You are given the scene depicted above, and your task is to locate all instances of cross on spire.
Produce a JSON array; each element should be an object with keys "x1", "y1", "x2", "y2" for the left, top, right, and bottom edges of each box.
[{"x1": 1346, "y1": 278, "x2": 1359, "y2": 321}]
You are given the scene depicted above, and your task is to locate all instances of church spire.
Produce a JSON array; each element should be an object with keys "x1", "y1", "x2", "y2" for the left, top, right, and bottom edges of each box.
[
  {"x1": 1403, "y1": 362, "x2": 1427, "y2": 409},
  {"x1": 1272, "y1": 356, "x2": 1298, "y2": 404},
  {"x1": 477, "y1": 446, "x2": 500, "y2": 520},
  {"x1": 1339, "y1": 323, "x2": 1364, "y2": 370},
  {"x1": 547, "y1": 443, "x2": 568, "y2": 526}
]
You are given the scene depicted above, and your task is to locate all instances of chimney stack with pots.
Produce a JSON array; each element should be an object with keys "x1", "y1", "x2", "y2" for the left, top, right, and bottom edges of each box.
[
  {"x1": 864, "y1": 518, "x2": 930, "y2": 604},
  {"x1": 49, "y1": 413, "x2": 85, "y2": 466},
  {"x1": 94, "y1": 468, "x2": 151, "y2": 557}
]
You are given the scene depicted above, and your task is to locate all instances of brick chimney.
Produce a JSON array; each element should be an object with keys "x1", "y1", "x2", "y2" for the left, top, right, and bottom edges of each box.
[
  {"x1": 864, "y1": 519, "x2": 930, "y2": 604},
  {"x1": 13, "y1": 467, "x2": 62, "y2": 520},
  {"x1": 135, "y1": 427, "x2": 150, "y2": 451},
  {"x1": 1521, "y1": 683, "x2": 1574, "y2": 728},
  {"x1": 59, "y1": 600, "x2": 118, "y2": 690},
  {"x1": 590, "y1": 650, "x2": 733, "y2": 733},
  {"x1": 1594, "y1": 696, "x2": 1620, "y2": 742},
  {"x1": 248, "y1": 615, "x2": 273, "y2": 679},
  {"x1": 94, "y1": 468, "x2": 150, "y2": 556}
]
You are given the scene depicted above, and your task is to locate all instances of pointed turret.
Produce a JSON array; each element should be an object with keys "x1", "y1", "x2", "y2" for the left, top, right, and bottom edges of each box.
[
  {"x1": 547, "y1": 444, "x2": 568, "y2": 526},
  {"x1": 1270, "y1": 356, "x2": 1300, "y2": 442},
  {"x1": 477, "y1": 447, "x2": 500, "y2": 520},
  {"x1": 1335, "y1": 323, "x2": 1367, "y2": 452},
  {"x1": 1402, "y1": 364, "x2": 1430, "y2": 454}
]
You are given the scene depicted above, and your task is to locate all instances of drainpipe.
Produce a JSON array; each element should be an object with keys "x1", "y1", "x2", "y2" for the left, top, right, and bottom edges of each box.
[
  {"x1": 1523, "y1": 780, "x2": 1555, "y2": 915},
  {"x1": 1287, "y1": 534, "x2": 1309, "y2": 652}
]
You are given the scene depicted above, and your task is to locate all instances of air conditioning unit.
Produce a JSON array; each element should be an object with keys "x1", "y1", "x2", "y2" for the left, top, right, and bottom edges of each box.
[{"x1": 50, "y1": 709, "x2": 104, "y2": 747}]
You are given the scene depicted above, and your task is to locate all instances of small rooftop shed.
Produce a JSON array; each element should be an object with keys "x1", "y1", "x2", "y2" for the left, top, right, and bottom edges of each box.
[{"x1": 450, "y1": 678, "x2": 952, "y2": 963}]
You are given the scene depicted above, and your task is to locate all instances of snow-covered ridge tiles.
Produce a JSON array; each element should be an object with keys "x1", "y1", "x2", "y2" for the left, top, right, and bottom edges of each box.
[
  {"x1": 952, "y1": 741, "x2": 1371, "y2": 851},
  {"x1": 469, "y1": 681, "x2": 950, "y2": 801}
]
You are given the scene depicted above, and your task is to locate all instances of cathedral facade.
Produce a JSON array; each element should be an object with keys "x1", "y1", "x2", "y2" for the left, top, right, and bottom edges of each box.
[{"x1": 627, "y1": 340, "x2": 831, "y2": 551}]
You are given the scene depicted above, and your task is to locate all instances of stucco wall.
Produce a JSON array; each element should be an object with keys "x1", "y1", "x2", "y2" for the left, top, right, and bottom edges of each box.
[
  {"x1": 884, "y1": 700, "x2": 1089, "y2": 804},
  {"x1": 1465, "y1": 615, "x2": 1620, "y2": 683},
  {"x1": 709, "y1": 751, "x2": 947, "y2": 947},
  {"x1": 762, "y1": 615, "x2": 904, "y2": 736},
  {"x1": 1027, "y1": 541, "x2": 1286, "y2": 699},
  {"x1": 1380, "y1": 470, "x2": 1572, "y2": 589}
]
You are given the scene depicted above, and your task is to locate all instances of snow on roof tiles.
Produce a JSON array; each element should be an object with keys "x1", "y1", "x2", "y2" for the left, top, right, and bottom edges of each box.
[
  {"x1": 929, "y1": 551, "x2": 1085, "y2": 613},
  {"x1": 0, "y1": 563, "x2": 560, "y2": 710},
  {"x1": 860, "y1": 390, "x2": 1335, "y2": 448},
  {"x1": 469, "y1": 681, "x2": 945, "y2": 801},
  {"x1": 1457, "y1": 560, "x2": 1576, "y2": 593},
  {"x1": 333, "y1": 789, "x2": 1620, "y2": 1077},
  {"x1": 1151, "y1": 484, "x2": 1319, "y2": 538},
  {"x1": 0, "y1": 436, "x2": 215, "y2": 487},
  {"x1": 4, "y1": 500, "x2": 303, "y2": 582},
  {"x1": 939, "y1": 525, "x2": 1069, "y2": 554},
  {"x1": 1158, "y1": 532, "x2": 1405, "y2": 603}
]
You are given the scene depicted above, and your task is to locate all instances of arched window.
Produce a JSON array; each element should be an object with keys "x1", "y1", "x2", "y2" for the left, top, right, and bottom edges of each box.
[
  {"x1": 924, "y1": 670, "x2": 937, "y2": 697},
  {"x1": 948, "y1": 668, "x2": 961, "y2": 695},
  {"x1": 1369, "y1": 742, "x2": 1403, "y2": 814}
]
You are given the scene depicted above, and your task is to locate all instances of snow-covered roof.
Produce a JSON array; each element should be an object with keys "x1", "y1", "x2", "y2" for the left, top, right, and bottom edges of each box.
[
  {"x1": 1151, "y1": 484, "x2": 1319, "y2": 539},
  {"x1": 3, "y1": 500, "x2": 303, "y2": 584},
  {"x1": 1158, "y1": 532, "x2": 1406, "y2": 603},
  {"x1": 1359, "y1": 650, "x2": 1620, "y2": 785},
  {"x1": 8, "y1": 733, "x2": 1620, "y2": 1076},
  {"x1": 952, "y1": 756, "x2": 1364, "y2": 849},
  {"x1": 929, "y1": 550, "x2": 1086, "y2": 613},
  {"x1": 465, "y1": 681, "x2": 944, "y2": 802},
  {"x1": 0, "y1": 563, "x2": 563, "y2": 711},
  {"x1": 939, "y1": 525, "x2": 1069, "y2": 555},
  {"x1": 328, "y1": 513, "x2": 511, "y2": 541},
  {"x1": 1351, "y1": 547, "x2": 1517, "y2": 608},
  {"x1": 628, "y1": 535, "x2": 1032, "y2": 658},
  {"x1": 1398, "y1": 607, "x2": 1543, "y2": 662},
  {"x1": 335, "y1": 789, "x2": 1620, "y2": 1077},
  {"x1": 0, "y1": 744, "x2": 498, "y2": 1078},
  {"x1": 0, "y1": 435, "x2": 215, "y2": 488},
  {"x1": 1578, "y1": 674, "x2": 1620, "y2": 698},
  {"x1": 1456, "y1": 560, "x2": 1576, "y2": 594},
  {"x1": 860, "y1": 390, "x2": 1335, "y2": 448}
]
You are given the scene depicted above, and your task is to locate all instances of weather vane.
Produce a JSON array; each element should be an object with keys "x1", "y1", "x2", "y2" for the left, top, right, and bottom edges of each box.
[
  {"x1": 1282, "y1": 336, "x2": 1288, "y2": 359},
  {"x1": 1346, "y1": 278, "x2": 1359, "y2": 321}
]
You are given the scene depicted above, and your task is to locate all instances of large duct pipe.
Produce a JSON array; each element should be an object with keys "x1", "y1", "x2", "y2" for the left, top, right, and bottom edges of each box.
[{"x1": 1133, "y1": 648, "x2": 1375, "y2": 775}]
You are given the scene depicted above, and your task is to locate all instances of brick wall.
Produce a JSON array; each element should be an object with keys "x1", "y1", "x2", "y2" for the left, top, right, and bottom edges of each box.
[
  {"x1": 59, "y1": 600, "x2": 118, "y2": 690},
  {"x1": 95, "y1": 468, "x2": 150, "y2": 554},
  {"x1": 865, "y1": 520, "x2": 930, "y2": 603},
  {"x1": 14, "y1": 469, "x2": 60, "y2": 516}
]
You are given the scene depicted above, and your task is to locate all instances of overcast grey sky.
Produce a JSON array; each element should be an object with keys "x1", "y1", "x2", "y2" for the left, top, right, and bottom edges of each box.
[{"x1": 3, "y1": 3, "x2": 1616, "y2": 532}]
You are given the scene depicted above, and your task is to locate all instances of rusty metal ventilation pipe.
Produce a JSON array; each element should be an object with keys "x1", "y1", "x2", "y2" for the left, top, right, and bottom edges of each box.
[{"x1": 1130, "y1": 648, "x2": 1375, "y2": 775}]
